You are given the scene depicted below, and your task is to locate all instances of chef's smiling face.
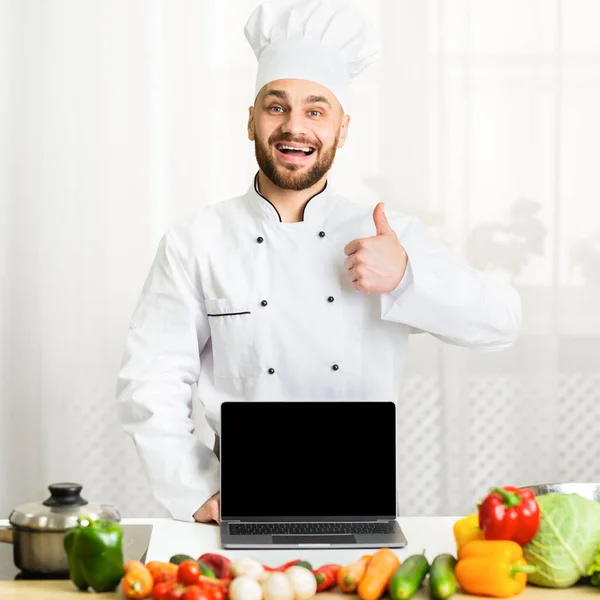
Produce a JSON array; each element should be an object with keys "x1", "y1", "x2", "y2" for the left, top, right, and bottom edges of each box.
[{"x1": 248, "y1": 79, "x2": 350, "y2": 191}]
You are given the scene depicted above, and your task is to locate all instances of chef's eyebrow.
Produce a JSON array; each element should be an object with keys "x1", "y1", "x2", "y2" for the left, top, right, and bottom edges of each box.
[
  {"x1": 263, "y1": 89, "x2": 332, "y2": 109},
  {"x1": 264, "y1": 89, "x2": 288, "y2": 101},
  {"x1": 304, "y1": 95, "x2": 332, "y2": 109}
]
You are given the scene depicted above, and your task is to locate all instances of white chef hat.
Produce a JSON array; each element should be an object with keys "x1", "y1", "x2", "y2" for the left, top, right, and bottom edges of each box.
[{"x1": 244, "y1": 0, "x2": 379, "y2": 113}]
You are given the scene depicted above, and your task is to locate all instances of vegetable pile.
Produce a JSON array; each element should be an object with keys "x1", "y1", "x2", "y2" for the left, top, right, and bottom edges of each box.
[{"x1": 62, "y1": 488, "x2": 600, "y2": 598}]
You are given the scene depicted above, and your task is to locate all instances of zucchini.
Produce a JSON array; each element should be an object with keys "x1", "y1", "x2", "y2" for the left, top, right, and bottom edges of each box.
[
  {"x1": 197, "y1": 561, "x2": 217, "y2": 577},
  {"x1": 428, "y1": 554, "x2": 457, "y2": 599},
  {"x1": 170, "y1": 553, "x2": 195, "y2": 564},
  {"x1": 387, "y1": 552, "x2": 429, "y2": 600}
]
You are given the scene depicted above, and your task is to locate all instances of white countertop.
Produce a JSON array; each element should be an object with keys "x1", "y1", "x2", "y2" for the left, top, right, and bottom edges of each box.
[
  {"x1": 1, "y1": 516, "x2": 460, "y2": 564},
  {"x1": 140, "y1": 516, "x2": 461, "y2": 566},
  {"x1": 0, "y1": 516, "x2": 461, "y2": 566}
]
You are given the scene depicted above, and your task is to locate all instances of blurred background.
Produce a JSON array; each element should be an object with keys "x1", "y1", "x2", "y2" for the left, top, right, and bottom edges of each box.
[{"x1": 1, "y1": 0, "x2": 599, "y2": 518}]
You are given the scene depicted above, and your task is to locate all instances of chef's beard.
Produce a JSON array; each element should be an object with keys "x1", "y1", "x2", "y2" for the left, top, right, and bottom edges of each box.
[{"x1": 255, "y1": 133, "x2": 339, "y2": 191}]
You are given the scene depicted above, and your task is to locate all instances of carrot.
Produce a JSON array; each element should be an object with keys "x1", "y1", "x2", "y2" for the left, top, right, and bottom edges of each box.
[
  {"x1": 357, "y1": 548, "x2": 401, "y2": 600},
  {"x1": 337, "y1": 555, "x2": 372, "y2": 593}
]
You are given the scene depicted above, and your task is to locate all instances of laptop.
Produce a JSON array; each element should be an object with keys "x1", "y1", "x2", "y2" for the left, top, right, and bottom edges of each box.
[{"x1": 219, "y1": 400, "x2": 408, "y2": 549}]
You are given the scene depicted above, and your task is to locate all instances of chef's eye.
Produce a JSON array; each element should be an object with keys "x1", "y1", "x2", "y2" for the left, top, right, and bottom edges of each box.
[
  {"x1": 308, "y1": 110, "x2": 322, "y2": 117},
  {"x1": 268, "y1": 105, "x2": 284, "y2": 113}
]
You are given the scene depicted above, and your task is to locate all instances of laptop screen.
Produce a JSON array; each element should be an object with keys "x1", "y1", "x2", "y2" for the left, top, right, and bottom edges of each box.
[{"x1": 220, "y1": 401, "x2": 397, "y2": 520}]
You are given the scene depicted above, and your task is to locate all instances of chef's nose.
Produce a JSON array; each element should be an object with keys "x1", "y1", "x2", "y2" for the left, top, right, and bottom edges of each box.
[{"x1": 280, "y1": 107, "x2": 309, "y2": 136}]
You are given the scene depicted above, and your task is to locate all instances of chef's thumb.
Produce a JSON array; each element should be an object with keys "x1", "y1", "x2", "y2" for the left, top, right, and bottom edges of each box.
[{"x1": 373, "y1": 202, "x2": 394, "y2": 236}]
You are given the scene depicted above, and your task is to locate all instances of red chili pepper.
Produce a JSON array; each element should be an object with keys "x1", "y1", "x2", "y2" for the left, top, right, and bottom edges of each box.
[
  {"x1": 198, "y1": 553, "x2": 233, "y2": 580},
  {"x1": 264, "y1": 559, "x2": 302, "y2": 572},
  {"x1": 478, "y1": 485, "x2": 541, "y2": 546},
  {"x1": 313, "y1": 564, "x2": 341, "y2": 592}
]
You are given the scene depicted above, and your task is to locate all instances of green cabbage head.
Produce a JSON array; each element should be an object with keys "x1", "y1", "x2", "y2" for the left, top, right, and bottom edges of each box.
[{"x1": 523, "y1": 492, "x2": 600, "y2": 587}]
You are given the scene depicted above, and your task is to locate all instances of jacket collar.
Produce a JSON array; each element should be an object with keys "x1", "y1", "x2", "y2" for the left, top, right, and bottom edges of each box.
[{"x1": 246, "y1": 171, "x2": 333, "y2": 224}]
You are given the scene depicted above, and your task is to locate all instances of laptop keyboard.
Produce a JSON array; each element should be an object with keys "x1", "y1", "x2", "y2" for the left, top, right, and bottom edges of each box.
[{"x1": 229, "y1": 522, "x2": 395, "y2": 536}]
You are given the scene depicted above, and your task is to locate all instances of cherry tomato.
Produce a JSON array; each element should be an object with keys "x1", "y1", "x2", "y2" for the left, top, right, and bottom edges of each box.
[
  {"x1": 211, "y1": 586, "x2": 227, "y2": 600},
  {"x1": 183, "y1": 585, "x2": 211, "y2": 600},
  {"x1": 178, "y1": 559, "x2": 202, "y2": 585},
  {"x1": 152, "y1": 580, "x2": 178, "y2": 600},
  {"x1": 165, "y1": 584, "x2": 187, "y2": 600}
]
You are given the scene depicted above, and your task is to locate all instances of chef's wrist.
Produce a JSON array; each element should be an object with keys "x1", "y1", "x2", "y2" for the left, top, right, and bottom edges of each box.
[{"x1": 388, "y1": 255, "x2": 413, "y2": 299}]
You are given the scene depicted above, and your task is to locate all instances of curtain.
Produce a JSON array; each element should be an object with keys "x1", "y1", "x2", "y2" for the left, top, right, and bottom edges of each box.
[{"x1": 1, "y1": 0, "x2": 599, "y2": 518}]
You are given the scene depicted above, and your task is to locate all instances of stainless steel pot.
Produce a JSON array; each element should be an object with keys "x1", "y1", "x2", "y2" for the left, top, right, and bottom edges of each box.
[
  {"x1": 519, "y1": 481, "x2": 600, "y2": 502},
  {"x1": 0, "y1": 482, "x2": 120, "y2": 575}
]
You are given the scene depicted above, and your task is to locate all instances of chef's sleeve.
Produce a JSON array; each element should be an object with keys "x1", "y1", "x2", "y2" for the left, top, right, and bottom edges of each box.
[
  {"x1": 381, "y1": 216, "x2": 521, "y2": 351},
  {"x1": 116, "y1": 230, "x2": 219, "y2": 522}
]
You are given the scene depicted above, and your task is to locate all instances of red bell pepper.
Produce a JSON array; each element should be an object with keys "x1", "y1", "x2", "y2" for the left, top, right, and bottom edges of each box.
[
  {"x1": 197, "y1": 553, "x2": 233, "y2": 580},
  {"x1": 313, "y1": 564, "x2": 341, "y2": 592},
  {"x1": 478, "y1": 485, "x2": 541, "y2": 546}
]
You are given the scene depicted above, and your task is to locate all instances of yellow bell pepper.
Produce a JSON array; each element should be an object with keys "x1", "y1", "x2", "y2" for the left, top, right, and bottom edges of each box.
[
  {"x1": 453, "y1": 513, "x2": 484, "y2": 555},
  {"x1": 455, "y1": 540, "x2": 537, "y2": 598}
]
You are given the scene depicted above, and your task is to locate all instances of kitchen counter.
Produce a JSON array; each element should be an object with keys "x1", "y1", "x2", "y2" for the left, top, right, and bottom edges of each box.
[{"x1": 0, "y1": 517, "x2": 595, "y2": 599}]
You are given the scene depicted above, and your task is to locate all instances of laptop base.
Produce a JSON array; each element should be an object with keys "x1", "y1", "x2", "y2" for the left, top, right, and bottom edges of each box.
[{"x1": 221, "y1": 521, "x2": 408, "y2": 549}]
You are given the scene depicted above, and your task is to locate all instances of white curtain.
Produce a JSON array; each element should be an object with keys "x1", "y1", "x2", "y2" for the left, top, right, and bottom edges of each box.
[{"x1": 1, "y1": 0, "x2": 599, "y2": 518}]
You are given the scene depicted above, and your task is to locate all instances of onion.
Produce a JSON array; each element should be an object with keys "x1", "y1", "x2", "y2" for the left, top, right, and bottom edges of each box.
[
  {"x1": 262, "y1": 571, "x2": 294, "y2": 600},
  {"x1": 229, "y1": 575, "x2": 263, "y2": 600},
  {"x1": 231, "y1": 557, "x2": 267, "y2": 580},
  {"x1": 285, "y1": 565, "x2": 317, "y2": 600}
]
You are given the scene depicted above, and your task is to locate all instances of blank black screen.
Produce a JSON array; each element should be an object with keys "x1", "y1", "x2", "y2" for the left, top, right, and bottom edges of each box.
[{"x1": 220, "y1": 401, "x2": 397, "y2": 519}]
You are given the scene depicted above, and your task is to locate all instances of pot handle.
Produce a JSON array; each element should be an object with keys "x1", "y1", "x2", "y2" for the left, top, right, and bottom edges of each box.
[{"x1": 0, "y1": 526, "x2": 13, "y2": 543}]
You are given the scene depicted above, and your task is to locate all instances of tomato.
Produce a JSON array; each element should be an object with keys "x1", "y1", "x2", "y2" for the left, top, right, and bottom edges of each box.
[
  {"x1": 183, "y1": 585, "x2": 211, "y2": 600},
  {"x1": 152, "y1": 580, "x2": 178, "y2": 600},
  {"x1": 211, "y1": 586, "x2": 227, "y2": 600},
  {"x1": 194, "y1": 583, "x2": 228, "y2": 600},
  {"x1": 178, "y1": 559, "x2": 202, "y2": 586},
  {"x1": 165, "y1": 584, "x2": 187, "y2": 600}
]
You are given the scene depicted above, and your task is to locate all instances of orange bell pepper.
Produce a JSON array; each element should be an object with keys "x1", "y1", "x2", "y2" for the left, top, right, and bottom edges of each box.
[{"x1": 455, "y1": 540, "x2": 536, "y2": 598}]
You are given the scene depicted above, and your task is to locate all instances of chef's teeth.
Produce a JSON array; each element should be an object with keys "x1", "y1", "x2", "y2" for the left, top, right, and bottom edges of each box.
[{"x1": 279, "y1": 145, "x2": 313, "y2": 152}]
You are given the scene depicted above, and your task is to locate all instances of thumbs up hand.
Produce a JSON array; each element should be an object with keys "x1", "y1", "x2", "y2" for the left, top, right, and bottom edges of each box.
[{"x1": 343, "y1": 202, "x2": 408, "y2": 294}]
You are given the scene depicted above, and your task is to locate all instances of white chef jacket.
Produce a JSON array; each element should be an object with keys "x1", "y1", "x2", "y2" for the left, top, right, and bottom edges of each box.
[{"x1": 116, "y1": 174, "x2": 521, "y2": 522}]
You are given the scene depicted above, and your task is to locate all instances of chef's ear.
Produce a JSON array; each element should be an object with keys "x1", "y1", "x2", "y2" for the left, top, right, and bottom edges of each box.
[
  {"x1": 337, "y1": 114, "x2": 351, "y2": 149},
  {"x1": 248, "y1": 106, "x2": 255, "y2": 141}
]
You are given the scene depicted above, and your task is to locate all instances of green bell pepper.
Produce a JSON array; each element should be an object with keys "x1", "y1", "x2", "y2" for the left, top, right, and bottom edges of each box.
[{"x1": 63, "y1": 515, "x2": 124, "y2": 592}]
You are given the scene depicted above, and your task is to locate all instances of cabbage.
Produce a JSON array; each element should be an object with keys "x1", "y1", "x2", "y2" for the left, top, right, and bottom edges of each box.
[{"x1": 522, "y1": 492, "x2": 600, "y2": 587}]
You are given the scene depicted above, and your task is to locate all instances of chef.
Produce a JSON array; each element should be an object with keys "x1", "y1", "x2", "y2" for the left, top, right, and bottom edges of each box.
[{"x1": 116, "y1": 0, "x2": 521, "y2": 524}]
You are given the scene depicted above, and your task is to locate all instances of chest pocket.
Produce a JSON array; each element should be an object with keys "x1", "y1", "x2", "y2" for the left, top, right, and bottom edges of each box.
[{"x1": 205, "y1": 297, "x2": 259, "y2": 379}]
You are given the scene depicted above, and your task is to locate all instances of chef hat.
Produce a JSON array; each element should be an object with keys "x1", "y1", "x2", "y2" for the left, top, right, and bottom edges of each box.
[{"x1": 244, "y1": 0, "x2": 379, "y2": 112}]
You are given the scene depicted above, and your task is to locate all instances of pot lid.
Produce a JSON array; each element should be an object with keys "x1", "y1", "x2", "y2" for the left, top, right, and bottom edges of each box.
[{"x1": 9, "y1": 483, "x2": 121, "y2": 531}]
